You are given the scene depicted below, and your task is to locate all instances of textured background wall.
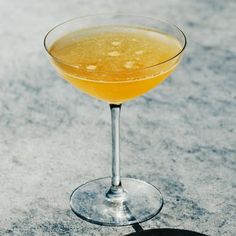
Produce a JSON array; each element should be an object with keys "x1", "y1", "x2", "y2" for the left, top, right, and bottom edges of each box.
[{"x1": 0, "y1": 0, "x2": 235, "y2": 235}]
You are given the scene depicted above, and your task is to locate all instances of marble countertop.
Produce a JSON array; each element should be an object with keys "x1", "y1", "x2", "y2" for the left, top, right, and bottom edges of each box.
[{"x1": 0, "y1": 0, "x2": 235, "y2": 235}]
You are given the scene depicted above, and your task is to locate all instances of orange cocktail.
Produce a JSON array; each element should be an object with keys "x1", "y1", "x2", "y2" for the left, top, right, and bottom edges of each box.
[
  {"x1": 44, "y1": 15, "x2": 186, "y2": 226},
  {"x1": 49, "y1": 26, "x2": 182, "y2": 103}
]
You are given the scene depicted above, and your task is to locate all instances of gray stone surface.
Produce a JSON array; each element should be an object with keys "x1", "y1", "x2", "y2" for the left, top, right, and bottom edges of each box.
[{"x1": 0, "y1": 0, "x2": 235, "y2": 235}]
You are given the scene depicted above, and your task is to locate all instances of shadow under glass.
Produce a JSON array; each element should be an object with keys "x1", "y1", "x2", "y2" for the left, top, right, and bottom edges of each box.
[{"x1": 125, "y1": 228, "x2": 208, "y2": 236}]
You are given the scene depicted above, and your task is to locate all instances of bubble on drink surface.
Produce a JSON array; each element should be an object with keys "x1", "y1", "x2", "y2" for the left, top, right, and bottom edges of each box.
[
  {"x1": 124, "y1": 61, "x2": 135, "y2": 69},
  {"x1": 108, "y1": 51, "x2": 120, "y2": 57},
  {"x1": 111, "y1": 41, "x2": 121, "y2": 46},
  {"x1": 74, "y1": 64, "x2": 81, "y2": 68},
  {"x1": 135, "y1": 50, "x2": 144, "y2": 55},
  {"x1": 131, "y1": 38, "x2": 137, "y2": 42},
  {"x1": 86, "y1": 65, "x2": 97, "y2": 70}
]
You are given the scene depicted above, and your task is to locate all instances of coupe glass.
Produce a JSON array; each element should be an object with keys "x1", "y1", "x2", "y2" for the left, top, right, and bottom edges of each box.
[{"x1": 44, "y1": 14, "x2": 186, "y2": 226}]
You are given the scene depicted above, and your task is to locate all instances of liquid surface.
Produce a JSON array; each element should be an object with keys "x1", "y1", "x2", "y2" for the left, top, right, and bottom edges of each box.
[{"x1": 49, "y1": 26, "x2": 182, "y2": 103}]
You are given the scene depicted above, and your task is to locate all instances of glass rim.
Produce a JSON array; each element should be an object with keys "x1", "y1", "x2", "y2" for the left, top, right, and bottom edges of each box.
[{"x1": 43, "y1": 14, "x2": 187, "y2": 73}]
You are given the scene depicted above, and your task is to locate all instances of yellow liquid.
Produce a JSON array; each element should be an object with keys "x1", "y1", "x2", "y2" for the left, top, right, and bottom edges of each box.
[{"x1": 50, "y1": 26, "x2": 182, "y2": 104}]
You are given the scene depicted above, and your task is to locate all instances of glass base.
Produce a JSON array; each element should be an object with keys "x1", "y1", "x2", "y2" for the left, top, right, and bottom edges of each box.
[{"x1": 70, "y1": 177, "x2": 163, "y2": 226}]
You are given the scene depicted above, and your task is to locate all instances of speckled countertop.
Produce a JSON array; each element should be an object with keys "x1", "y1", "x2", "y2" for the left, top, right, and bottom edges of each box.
[{"x1": 0, "y1": 0, "x2": 235, "y2": 235}]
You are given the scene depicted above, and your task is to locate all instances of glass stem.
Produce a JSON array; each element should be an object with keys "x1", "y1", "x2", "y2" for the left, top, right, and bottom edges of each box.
[
  {"x1": 111, "y1": 104, "x2": 121, "y2": 187},
  {"x1": 106, "y1": 104, "x2": 126, "y2": 201}
]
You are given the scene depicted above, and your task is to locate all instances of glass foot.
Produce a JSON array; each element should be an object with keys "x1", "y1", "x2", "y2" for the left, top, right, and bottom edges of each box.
[{"x1": 70, "y1": 177, "x2": 163, "y2": 226}]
